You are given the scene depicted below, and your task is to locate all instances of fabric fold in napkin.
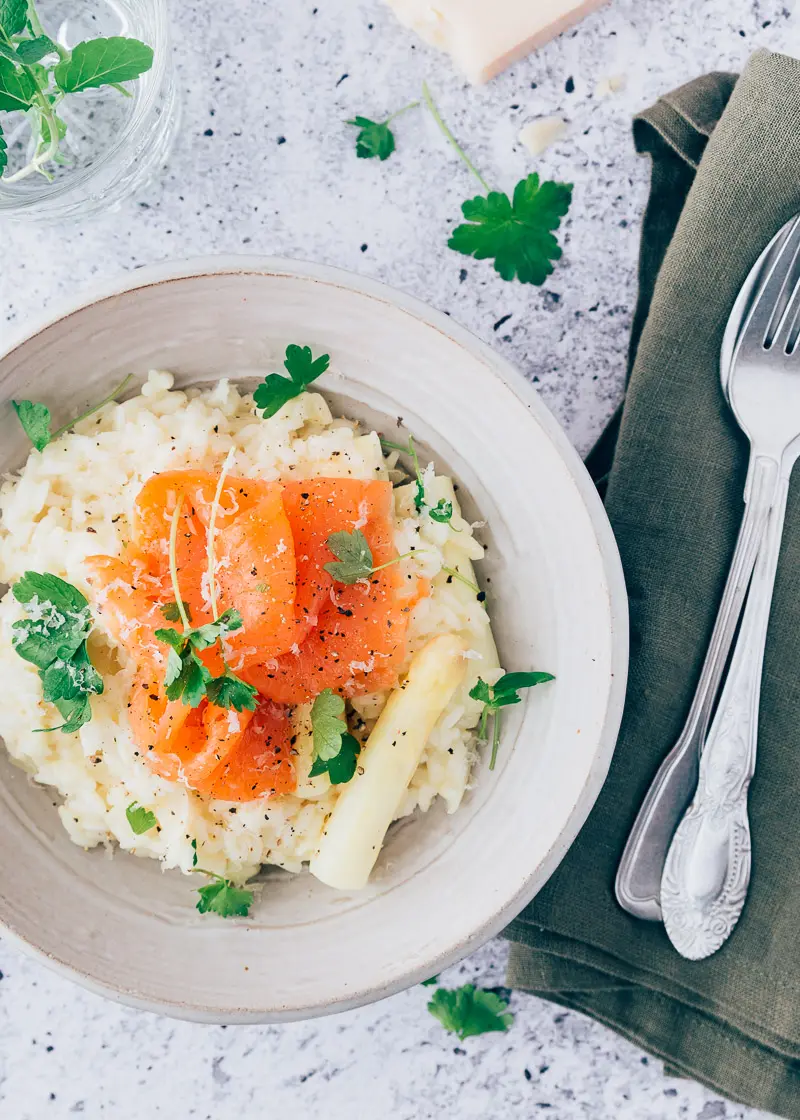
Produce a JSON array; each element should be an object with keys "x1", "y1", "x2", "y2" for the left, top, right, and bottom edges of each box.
[{"x1": 505, "y1": 49, "x2": 800, "y2": 1118}]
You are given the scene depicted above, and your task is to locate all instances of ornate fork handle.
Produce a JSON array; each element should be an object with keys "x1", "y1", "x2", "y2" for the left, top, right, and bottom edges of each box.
[{"x1": 661, "y1": 474, "x2": 790, "y2": 960}]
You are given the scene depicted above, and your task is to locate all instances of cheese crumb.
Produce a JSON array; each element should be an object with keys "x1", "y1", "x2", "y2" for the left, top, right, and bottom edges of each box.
[{"x1": 518, "y1": 117, "x2": 568, "y2": 157}]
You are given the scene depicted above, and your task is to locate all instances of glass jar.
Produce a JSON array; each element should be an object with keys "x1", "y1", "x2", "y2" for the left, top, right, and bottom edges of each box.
[{"x1": 0, "y1": 0, "x2": 178, "y2": 223}]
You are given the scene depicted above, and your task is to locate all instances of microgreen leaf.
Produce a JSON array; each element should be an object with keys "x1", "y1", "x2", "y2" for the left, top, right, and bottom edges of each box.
[
  {"x1": 15, "y1": 35, "x2": 57, "y2": 63},
  {"x1": 427, "y1": 984, "x2": 514, "y2": 1040},
  {"x1": 429, "y1": 499, "x2": 453, "y2": 524},
  {"x1": 0, "y1": 0, "x2": 28, "y2": 37},
  {"x1": 11, "y1": 375, "x2": 132, "y2": 452},
  {"x1": 449, "y1": 174, "x2": 573, "y2": 285},
  {"x1": 0, "y1": 56, "x2": 36, "y2": 110},
  {"x1": 160, "y1": 600, "x2": 192, "y2": 624},
  {"x1": 126, "y1": 802, "x2": 157, "y2": 834},
  {"x1": 11, "y1": 399, "x2": 51, "y2": 451},
  {"x1": 469, "y1": 671, "x2": 554, "y2": 769},
  {"x1": 54, "y1": 36, "x2": 153, "y2": 93},
  {"x1": 253, "y1": 344, "x2": 330, "y2": 418},
  {"x1": 195, "y1": 871, "x2": 253, "y2": 918},
  {"x1": 205, "y1": 671, "x2": 258, "y2": 713},
  {"x1": 323, "y1": 529, "x2": 373, "y2": 585},
  {"x1": 347, "y1": 115, "x2": 395, "y2": 160}
]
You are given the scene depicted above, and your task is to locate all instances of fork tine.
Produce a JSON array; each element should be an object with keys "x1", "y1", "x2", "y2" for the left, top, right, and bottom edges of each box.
[
  {"x1": 780, "y1": 277, "x2": 800, "y2": 355},
  {"x1": 739, "y1": 215, "x2": 800, "y2": 355}
]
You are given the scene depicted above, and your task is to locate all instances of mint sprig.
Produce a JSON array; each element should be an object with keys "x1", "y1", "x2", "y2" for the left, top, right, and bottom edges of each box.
[{"x1": 0, "y1": 0, "x2": 153, "y2": 182}]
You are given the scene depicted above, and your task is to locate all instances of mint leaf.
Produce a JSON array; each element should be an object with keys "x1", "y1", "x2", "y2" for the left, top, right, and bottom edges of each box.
[
  {"x1": 253, "y1": 344, "x2": 330, "y2": 418},
  {"x1": 309, "y1": 731, "x2": 360, "y2": 784},
  {"x1": 0, "y1": 0, "x2": 27, "y2": 36},
  {"x1": 12, "y1": 400, "x2": 51, "y2": 451},
  {"x1": 15, "y1": 36, "x2": 57, "y2": 63},
  {"x1": 427, "y1": 984, "x2": 514, "y2": 1040},
  {"x1": 323, "y1": 529, "x2": 373, "y2": 585},
  {"x1": 126, "y1": 802, "x2": 157, "y2": 834},
  {"x1": 205, "y1": 671, "x2": 258, "y2": 713},
  {"x1": 0, "y1": 56, "x2": 36, "y2": 111},
  {"x1": 449, "y1": 174, "x2": 573, "y2": 285},
  {"x1": 54, "y1": 36, "x2": 153, "y2": 93},
  {"x1": 195, "y1": 873, "x2": 253, "y2": 918},
  {"x1": 347, "y1": 115, "x2": 395, "y2": 160}
]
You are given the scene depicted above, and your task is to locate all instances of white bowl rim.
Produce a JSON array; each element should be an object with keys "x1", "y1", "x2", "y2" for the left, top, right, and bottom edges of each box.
[{"x1": 0, "y1": 255, "x2": 629, "y2": 1019}]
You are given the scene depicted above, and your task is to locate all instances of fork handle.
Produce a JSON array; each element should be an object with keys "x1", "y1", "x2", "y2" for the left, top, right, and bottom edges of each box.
[
  {"x1": 615, "y1": 453, "x2": 779, "y2": 920},
  {"x1": 660, "y1": 470, "x2": 788, "y2": 958}
]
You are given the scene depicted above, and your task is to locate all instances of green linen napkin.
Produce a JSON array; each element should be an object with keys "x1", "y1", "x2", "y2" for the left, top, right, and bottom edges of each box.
[{"x1": 505, "y1": 49, "x2": 800, "y2": 1118}]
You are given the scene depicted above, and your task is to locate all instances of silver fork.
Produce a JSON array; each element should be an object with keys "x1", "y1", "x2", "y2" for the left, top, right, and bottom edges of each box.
[
  {"x1": 660, "y1": 219, "x2": 800, "y2": 959},
  {"x1": 614, "y1": 221, "x2": 800, "y2": 922}
]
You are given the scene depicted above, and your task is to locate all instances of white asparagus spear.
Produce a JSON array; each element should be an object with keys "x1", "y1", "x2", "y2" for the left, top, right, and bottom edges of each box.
[{"x1": 310, "y1": 633, "x2": 468, "y2": 891}]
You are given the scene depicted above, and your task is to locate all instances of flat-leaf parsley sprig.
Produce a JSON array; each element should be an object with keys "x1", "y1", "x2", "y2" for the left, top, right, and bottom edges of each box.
[
  {"x1": 193, "y1": 869, "x2": 253, "y2": 918},
  {"x1": 427, "y1": 983, "x2": 514, "y2": 1040},
  {"x1": 346, "y1": 100, "x2": 419, "y2": 160},
  {"x1": 0, "y1": 0, "x2": 154, "y2": 181},
  {"x1": 155, "y1": 497, "x2": 258, "y2": 712},
  {"x1": 347, "y1": 83, "x2": 572, "y2": 285},
  {"x1": 470, "y1": 671, "x2": 555, "y2": 769},
  {"x1": 253, "y1": 344, "x2": 330, "y2": 419},
  {"x1": 126, "y1": 802, "x2": 157, "y2": 835},
  {"x1": 12, "y1": 373, "x2": 133, "y2": 453},
  {"x1": 11, "y1": 571, "x2": 104, "y2": 733},
  {"x1": 308, "y1": 687, "x2": 361, "y2": 785}
]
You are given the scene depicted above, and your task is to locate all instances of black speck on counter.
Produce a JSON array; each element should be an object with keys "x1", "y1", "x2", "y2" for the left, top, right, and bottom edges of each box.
[
  {"x1": 360, "y1": 243, "x2": 368, "y2": 252},
  {"x1": 459, "y1": 269, "x2": 467, "y2": 282},
  {"x1": 204, "y1": 128, "x2": 213, "y2": 136},
  {"x1": 493, "y1": 313, "x2": 512, "y2": 332},
  {"x1": 277, "y1": 135, "x2": 286, "y2": 145},
  {"x1": 335, "y1": 73, "x2": 349, "y2": 87},
  {"x1": 565, "y1": 76, "x2": 575, "y2": 93}
]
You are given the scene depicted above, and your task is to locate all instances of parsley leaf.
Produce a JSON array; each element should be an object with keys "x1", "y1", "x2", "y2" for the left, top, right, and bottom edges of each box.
[
  {"x1": 308, "y1": 688, "x2": 361, "y2": 784},
  {"x1": 309, "y1": 732, "x2": 360, "y2": 784},
  {"x1": 126, "y1": 802, "x2": 158, "y2": 835},
  {"x1": 421, "y1": 974, "x2": 440, "y2": 987},
  {"x1": 12, "y1": 400, "x2": 51, "y2": 451},
  {"x1": 470, "y1": 671, "x2": 555, "y2": 769},
  {"x1": 310, "y1": 688, "x2": 348, "y2": 761},
  {"x1": 347, "y1": 115, "x2": 395, "y2": 160},
  {"x1": 429, "y1": 499, "x2": 453, "y2": 524},
  {"x1": 155, "y1": 609, "x2": 250, "y2": 709},
  {"x1": 11, "y1": 572, "x2": 104, "y2": 733},
  {"x1": 253, "y1": 344, "x2": 330, "y2": 419},
  {"x1": 195, "y1": 871, "x2": 253, "y2": 918},
  {"x1": 428, "y1": 984, "x2": 514, "y2": 1040},
  {"x1": 205, "y1": 671, "x2": 258, "y2": 713},
  {"x1": 323, "y1": 529, "x2": 373, "y2": 584},
  {"x1": 12, "y1": 572, "x2": 91, "y2": 669},
  {"x1": 449, "y1": 174, "x2": 573, "y2": 285},
  {"x1": 160, "y1": 599, "x2": 192, "y2": 624}
]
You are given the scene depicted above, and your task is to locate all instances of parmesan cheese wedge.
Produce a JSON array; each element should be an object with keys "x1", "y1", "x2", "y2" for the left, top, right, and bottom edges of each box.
[
  {"x1": 384, "y1": 0, "x2": 608, "y2": 84},
  {"x1": 310, "y1": 634, "x2": 468, "y2": 891}
]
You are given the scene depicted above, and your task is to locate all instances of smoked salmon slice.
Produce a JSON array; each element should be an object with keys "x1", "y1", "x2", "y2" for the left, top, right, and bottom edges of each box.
[{"x1": 87, "y1": 467, "x2": 428, "y2": 802}]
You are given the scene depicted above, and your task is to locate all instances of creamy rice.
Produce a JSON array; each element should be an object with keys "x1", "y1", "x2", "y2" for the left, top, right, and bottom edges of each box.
[{"x1": 0, "y1": 372, "x2": 499, "y2": 884}]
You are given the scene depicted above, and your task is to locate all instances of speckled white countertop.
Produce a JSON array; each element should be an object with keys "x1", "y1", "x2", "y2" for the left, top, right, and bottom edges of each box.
[{"x1": 0, "y1": 2, "x2": 796, "y2": 1117}]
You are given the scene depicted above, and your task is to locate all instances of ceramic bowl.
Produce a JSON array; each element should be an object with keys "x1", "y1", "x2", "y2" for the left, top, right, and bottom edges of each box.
[{"x1": 0, "y1": 259, "x2": 628, "y2": 1022}]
